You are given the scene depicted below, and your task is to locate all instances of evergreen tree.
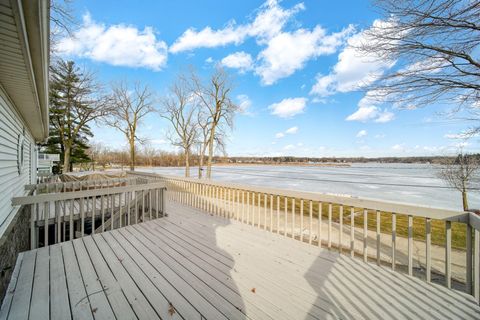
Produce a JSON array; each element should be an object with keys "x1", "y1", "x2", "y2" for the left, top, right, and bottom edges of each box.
[{"x1": 44, "y1": 59, "x2": 109, "y2": 172}]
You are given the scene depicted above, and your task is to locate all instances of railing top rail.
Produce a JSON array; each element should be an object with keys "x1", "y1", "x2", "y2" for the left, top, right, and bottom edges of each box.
[
  {"x1": 13, "y1": 182, "x2": 166, "y2": 206},
  {"x1": 130, "y1": 171, "x2": 468, "y2": 222},
  {"x1": 25, "y1": 176, "x2": 139, "y2": 191}
]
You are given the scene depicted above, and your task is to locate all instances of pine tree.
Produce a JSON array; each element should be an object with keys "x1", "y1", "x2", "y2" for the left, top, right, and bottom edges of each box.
[{"x1": 44, "y1": 59, "x2": 109, "y2": 172}]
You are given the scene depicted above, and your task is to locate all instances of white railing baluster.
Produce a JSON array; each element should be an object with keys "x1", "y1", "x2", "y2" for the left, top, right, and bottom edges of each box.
[
  {"x1": 270, "y1": 195, "x2": 274, "y2": 232},
  {"x1": 467, "y1": 224, "x2": 473, "y2": 294},
  {"x1": 339, "y1": 205, "x2": 343, "y2": 252},
  {"x1": 318, "y1": 202, "x2": 322, "y2": 247},
  {"x1": 246, "y1": 191, "x2": 250, "y2": 224},
  {"x1": 264, "y1": 194, "x2": 267, "y2": 230},
  {"x1": 309, "y1": 200, "x2": 313, "y2": 244},
  {"x1": 408, "y1": 215, "x2": 413, "y2": 276},
  {"x1": 292, "y1": 198, "x2": 295, "y2": 239},
  {"x1": 426, "y1": 217, "x2": 431, "y2": 283},
  {"x1": 30, "y1": 204, "x2": 36, "y2": 249},
  {"x1": 363, "y1": 209, "x2": 368, "y2": 263},
  {"x1": 350, "y1": 207, "x2": 355, "y2": 257},
  {"x1": 300, "y1": 199, "x2": 304, "y2": 242},
  {"x1": 70, "y1": 199, "x2": 74, "y2": 240},
  {"x1": 376, "y1": 210, "x2": 381, "y2": 265},
  {"x1": 328, "y1": 203, "x2": 332, "y2": 249},
  {"x1": 474, "y1": 228, "x2": 479, "y2": 302},
  {"x1": 284, "y1": 197, "x2": 287, "y2": 236},
  {"x1": 252, "y1": 192, "x2": 255, "y2": 226},
  {"x1": 80, "y1": 197, "x2": 85, "y2": 237},
  {"x1": 392, "y1": 213, "x2": 396, "y2": 270}
]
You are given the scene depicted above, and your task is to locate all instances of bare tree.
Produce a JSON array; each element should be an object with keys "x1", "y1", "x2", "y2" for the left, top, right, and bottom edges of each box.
[
  {"x1": 141, "y1": 143, "x2": 157, "y2": 167},
  {"x1": 195, "y1": 108, "x2": 211, "y2": 178},
  {"x1": 105, "y1": 82, "x2": 155, "y2": 171},
  {"x1": 437, "y1": 152, "x2": 480, "y2": 211},
  {"x1": 359, "y1": 0, "x2": 480, "y2": 128},
  {"x1": 159, "y1": 77, "x2": 198, "y2": 177},
  {"x1": 50, "y1": 0, "x2": 77, "y2": 56},
  {"x1": 191, "y1": 68, "x2": 237, "y2": 178}
]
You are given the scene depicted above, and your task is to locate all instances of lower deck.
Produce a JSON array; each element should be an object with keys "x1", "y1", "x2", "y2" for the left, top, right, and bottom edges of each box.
[{"x1": 1, "y1": 202, "x2": 479, "y2": 319}]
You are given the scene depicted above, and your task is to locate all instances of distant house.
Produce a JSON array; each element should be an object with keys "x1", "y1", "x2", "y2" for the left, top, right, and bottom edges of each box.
[{"x1": 0, "y1": 0, "x2": 49, "y2": 298}]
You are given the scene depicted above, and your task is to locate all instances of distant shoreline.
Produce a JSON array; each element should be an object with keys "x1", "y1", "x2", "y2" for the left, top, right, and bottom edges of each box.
[{"x1": 212, "y1": 162, "x2": 352, "y2": 167}]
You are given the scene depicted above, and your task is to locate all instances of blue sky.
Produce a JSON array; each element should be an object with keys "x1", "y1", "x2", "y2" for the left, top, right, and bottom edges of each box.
[{"x1": 57, "y1": 0, "x2": 479, "y2": 157}]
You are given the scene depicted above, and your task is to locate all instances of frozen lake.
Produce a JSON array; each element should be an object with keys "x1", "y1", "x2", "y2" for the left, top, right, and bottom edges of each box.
[{"x1": 138, "y1": 163, "x2": 480, "y2": 211}]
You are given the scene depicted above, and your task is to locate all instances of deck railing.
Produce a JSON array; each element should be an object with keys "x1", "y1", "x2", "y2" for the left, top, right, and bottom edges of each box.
[
  {"x1": 12, "y1": 179, "x2": 166, "y2": 249},
  {"x1": 128, "y1": 171, "x2": 480, "y2": 304},
  {"x1": 26, "y1": 177, "x2": 140, "y2": 194}
]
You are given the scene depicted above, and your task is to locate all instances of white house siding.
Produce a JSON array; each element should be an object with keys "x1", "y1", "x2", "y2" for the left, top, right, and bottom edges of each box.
[{"x1": 0, "y1": 85, "x2": 36, "y2": 238}]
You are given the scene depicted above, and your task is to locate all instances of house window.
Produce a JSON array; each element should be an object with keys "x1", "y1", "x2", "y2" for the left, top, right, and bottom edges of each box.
[{"x1": 17, "y1": 134, "x2": 24, "y2": 175}]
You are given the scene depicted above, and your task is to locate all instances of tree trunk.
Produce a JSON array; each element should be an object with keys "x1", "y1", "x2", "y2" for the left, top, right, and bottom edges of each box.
[
  {"x1": 185, "y1": 148, "x2": 190, "y2": 177},
  {"x1": 206, "y1": 125, "x2": 216, "y2": 179},
  {"x1": 462, "y1": 189, "x2": 469, "y2": 211},
  {"x1": 63, "y1": 144, "x2": 71, "y2": 173},
  {"x1": 129, "y1": 140, "x2": 135, "y2": 171},
  {"x1": 198, "y1": 146, "x2": 205, "y2": 179}
]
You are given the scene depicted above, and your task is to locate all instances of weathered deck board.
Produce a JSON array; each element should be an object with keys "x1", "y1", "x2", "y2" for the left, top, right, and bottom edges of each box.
[{"x1": 2, "y1": 202, "x2": 480, "y2": 320}]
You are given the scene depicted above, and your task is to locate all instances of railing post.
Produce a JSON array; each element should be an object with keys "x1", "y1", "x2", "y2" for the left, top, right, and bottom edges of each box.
[
  {"x1": 467, "y1": 224, "x2": 473, "y2": 294},
  {"x1": 445, "y1": 220, "x2": 452, "y2": 288}
]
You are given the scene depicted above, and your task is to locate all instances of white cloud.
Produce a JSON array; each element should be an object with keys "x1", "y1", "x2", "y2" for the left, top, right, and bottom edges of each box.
[
  {"x1": 285, "y1": 126, "x2": 298, "y2": 134},
  {"x1": 374, "y1": 110, "x2": 395, "y2": 123},
  {"x1": 391, "y1": 144, "x2": 406, "y2": 152},
  {"x1": 275, "y1": 125, "x2": 298, "y2": 138},
  {"x1": 171, "y1": 1, "x2": 350, "y2": 84},
  {"x1": 205, "y1": 57, "x2": 214, "y2": 63},
  {"x1": 310, "y1": 19, "x2": 396, "y2": 97},
  {"x1": 256, "y1": 25, "x2": 353, "y2": 85},
  {"x1": 57, "y1": 13, "x2": 168, "y2": 70},
  {"x1": 346, "y1": 106, "x2": 377, "y2": 122},
  {"x1": 237, "y1": 94, "x2": 252, "y2": 115},
  {"x1": 346, "y1": 91, "x2": 395, "y2": 123},
  {"x1": 374, "y1": 133, "x2": 385, "y2": 139},
  {"x1": 170, "y1": 0, "x2": 304, "y2": 53},
  {"x1": 284, "y1": 144, "x2": 295, "y2": 150},
  {"x1": 356, "y1": 130, "x2": 367, "y2": 138},
  {"x1": 221, "y1": 52, "x2": 253, "y2": 73},
  {"x1": 268, "y1": 97, "x2": 307, "y2": 118}
]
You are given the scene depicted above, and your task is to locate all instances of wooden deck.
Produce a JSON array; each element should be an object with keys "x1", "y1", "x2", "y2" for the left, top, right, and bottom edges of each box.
[{"x1": 1, "y1": 202, "x2": 480, "y2": 320}]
